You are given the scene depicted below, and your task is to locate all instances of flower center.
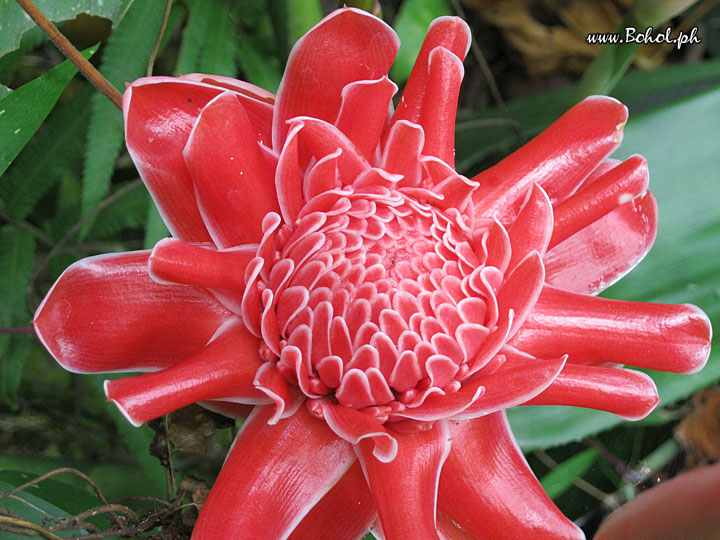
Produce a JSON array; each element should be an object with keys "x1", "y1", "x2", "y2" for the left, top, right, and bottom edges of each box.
[{"x1": 247, "y1": 185, "x2": 501, "y2": 423}]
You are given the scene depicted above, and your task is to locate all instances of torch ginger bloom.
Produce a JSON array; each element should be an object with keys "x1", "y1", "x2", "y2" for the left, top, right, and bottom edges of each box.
[{"x1": 33, "y1": 8, "x2": 711, "y2": 540}]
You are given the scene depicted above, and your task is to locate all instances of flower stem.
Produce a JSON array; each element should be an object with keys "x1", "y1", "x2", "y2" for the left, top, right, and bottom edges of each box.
[{"x1": 15, "y1": 0, "x2": 123, "y2": 110}]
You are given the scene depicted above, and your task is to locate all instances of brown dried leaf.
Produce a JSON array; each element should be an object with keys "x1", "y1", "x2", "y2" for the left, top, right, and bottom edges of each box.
[{"x1": 676, "y1": 386, "x2": 720, "y2": 463}]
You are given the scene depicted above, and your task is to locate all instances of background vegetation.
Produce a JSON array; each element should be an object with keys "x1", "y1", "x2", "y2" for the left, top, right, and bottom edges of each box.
[{"x1": 0, "y1": 0, "x2": 719, "y2": 538}]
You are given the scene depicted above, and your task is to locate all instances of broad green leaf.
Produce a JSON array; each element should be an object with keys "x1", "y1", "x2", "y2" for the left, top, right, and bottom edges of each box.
[
  {"x1": 0, "y1": 479, "x2": 85, "y2": 539},
  {"x1": 0, "y1": 471, "x2": 111, "y2": 531},
  {"x1": 540, "y1": 448, "x2": 598, "y2": 500},
  {"x1": 0, "y1": 0, "x2": 131, "y2": 57},
  {"x1": 509, "y1": 86, "x2": 720, "y2": 450},
  {"x1": 81, "y1": 1, "x2": 167, "y2": 234},
  {"x1": 455, "y1": 59, "x2": 720, "y2": 173},
  {"x1": 0, "y1": 226, "x2": 36, "y2": 406},
  {"x1": 197, "y1": 0, "x2": 237, "y2": 77},
  {"x1": 0, "y1": 84, "x2": 9, "y2": 98},
  {"x1": 144, "y1": 199, "x2": 170, "y2": 249},
  {"x1": 0, "y1": 86, "x2": 92, "y2": 219},
  {"x1": 390, "y1": 0, "x2": 451, "y2": 83},
  {"x1": 0, "y1": 47, "x2": 94, "y2": 178}
]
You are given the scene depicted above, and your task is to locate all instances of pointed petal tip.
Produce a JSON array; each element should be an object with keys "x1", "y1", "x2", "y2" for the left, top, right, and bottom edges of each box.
[{"x1": 104, "y1": 379, "x2": 144, "y2": 428}]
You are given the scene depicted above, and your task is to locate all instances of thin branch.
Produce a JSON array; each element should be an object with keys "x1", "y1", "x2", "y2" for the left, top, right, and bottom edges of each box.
[
  {"x1": 0, "y1": 327, "x2": 35, "y2": 334},
  {"x1": 15, "y1": 0, "x2": 123, "y2": 110},
  {"x1": 147, "y1": 0, "x2": 174, "y2": 77},
  {"x1": 0, "y1": 209, "x2": 54, "y2": 247},
  {"x1": 0, "y1": 513, "x2": 64, "y2": 540}
]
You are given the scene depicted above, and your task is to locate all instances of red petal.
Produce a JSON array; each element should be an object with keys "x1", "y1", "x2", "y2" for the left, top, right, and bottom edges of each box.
[
  {"x1": 291, "y1": 117, "x2": 370, "y2": 184},
  {"x1": 357, "y1": 421, "x2": 452, "y2": 540},
  {"x1": 594, "y1": 460, "x2": 720, "y2": 540},
  {"x1": 275, "y1": 122, "x2": 305, "y2": 226},
  {"x1": 33, "y1": 251, "x2": 230, "y2": 373},
  {"x1": 437, "y1": 512, "x2": 476, "y2": 540},
  {"x1": 472, "y1": 96, "x2": 628, "y2": 222},
  {"x1": 313, "y1": 398, "x2": 398, "y2": 463},
  {"x1": 523, "y1": 364, "x2": 659, "y2": 420},
  {"x1": 288, "y1": 462, "x2": 376, "y2": 540},
  {"x1": 545, "y1": 190, "x2": 657, "y2": 294},
  {"x1": 335, "y1": 77, "x2": 397, "y2": 160},
  {"x1": 453, "y1": 356, "x2": 566, "y2": 420},
  {"x1": 438, "y1": 413, "x2": 584, "y2": 540},
  {"x1": 419, "y1": 47, "x2": 464, "y2": 167},
  {"x1": 124, "y1": 78, "x2": 219, "y2": 242},
  {"x1": 507, "y1": 184, "x2": 553, "y2": 271},
  {"x1": 382, "y1": 121, "x2": 424, "y2": 187},
  {"x1": 549, "y1": 155, "x2": 648, "y2": 249},
  {"x1": 390, "y1": 17, "x2": 470, "y2": 128},
  {"x1": 149, "y1": 238, "x2": 256, "y2": 291},
  {"x1": 105, "y1": 318, "x2": 266, "y2": 426},
  {"x1": 497, "y1": 250, "x2": 545, "y2": 338},
  {"x1": 511, "y1": 285, "x2": 712, "y2": 374},
  {"x1": 179, "y1": 73, "x2": 274, "y2": 147},
  {"x1": 273, "y1": 8, "x2": 399, "y2": 151},
  {"x1": 183, "y1": 92, "x2": 280, "y2": 247},
  {"x1": 192, "y1": 406, "x2": 355, "y2": 540}
]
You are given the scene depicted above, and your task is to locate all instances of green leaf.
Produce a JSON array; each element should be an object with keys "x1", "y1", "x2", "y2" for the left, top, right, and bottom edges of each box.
[
  {"x1": 81, "y1": 0, "x2": 168, "y2": 234},
  {"x1": 390, "y1": 0, "x2": 451, "y2": 83},
  {"x1": 237, "y1": 34, "x2": 282, "y2": 92},
  {"x1": 196, "y1": 0, "x2": 237, "y2": 77},
  {"x1": 509, "y1": 85, "x2": 720, "y2": 450},
  {"x1": 175, "y1": 0, "x2": 214, "y2": 75},
  {"x1": 0, "y1": 471, "x2": 111, "y2": 531},
  {"x1": 574, "y1": 0, "x2": 702, "y2": 101},
  {"x1": 0, "y1": 86, "x2": 92, "y2": 219},
  {"x1": 87, "y1": 374, "x2": 167, "y2": 498},
  {"x1": 0, "y1": 47, "x2": 94, "y2": 178},
  {"x1": 0, "y1": 479, "x2": 85, "y2": 539},
  {"x1": 540, "y1": 448, "x2": 598, "y2": 500},
  {"x1": 144, "y1": 199, "x2": 170, "y2": 249},
  {"x1": 87, "y1": 181, "x2": 149, "y2": 239},
  {"x1": 0, "y1": 226, "x2": 36, "y2": 406},
  {"x1": 0, "y1": 0, "x2": 131, "y2": 57},
  {"x1": 286, "y1": 0, "x2": 323, "y2": 46}
]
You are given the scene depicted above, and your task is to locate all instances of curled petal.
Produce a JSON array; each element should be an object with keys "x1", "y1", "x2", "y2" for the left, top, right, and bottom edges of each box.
[
  {"x1": 357, "y1": 421, "x2": 452, "y2": 540},
  {"x1": 149, "y1": 238, "x2": 256, "y2": 292},
  {"x1": 183, "y1": 92, "x2": 280, "y2": 247},
  {"x1": 511, "y1": 286, "x2": 712, "y2": 374},
  {"x1": 335, "y1": 77, "x2": 397, "y2": 160},
  {"x1": 506, "y1": 184, "x2": 553, "y2": 271},
  {"x1": 275, "y1": 122, "x2": 306, "y2": 226},
  {"x1": 273, "y1": 8, "x2": 399, "y2": 150},
  {"x1": 33, "y1": 251, "x2": 230, "y2": 373},
  {"x1": 311, "y1": 398, "x2": 398, "y2": 463},
  {"x1": 452, "y1": 356, "x2": 567, "y2": 420},
  {"x1": 419, "y1": 47, "x2": 464, "y2": 167},
  {"x1": 382, "y1": 120, "x2": 424, "y2": 187},
  {"x1": 105, "y1": 318, "x2": 267, "y2": 426},
  {"x1": 549, "y1": 155, "x2": 649, "y2": 249},
  {"x1": 439, "y1": 413, "x2": 585, "y2": 540},
  {"x1": 192, "y1": 406, "x2": 355, "y2": 540},
  {"x1": 473, "y1": 96, "x2": 628, "y2": 222},
  {"x1": 545, "y1": 190, "x2": 657, "y2": 294},
  {"x1": 523, "y1": 364, "x2": 659, "y2": 420},
  {"x1": 390, "y1": 17, "x2": 470, "y2": 128}
]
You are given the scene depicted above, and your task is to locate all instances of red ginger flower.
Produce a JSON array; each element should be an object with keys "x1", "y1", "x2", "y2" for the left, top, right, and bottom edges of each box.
[{"x1": 33, "y1": 8, "x2": 712, "y2": 540}]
